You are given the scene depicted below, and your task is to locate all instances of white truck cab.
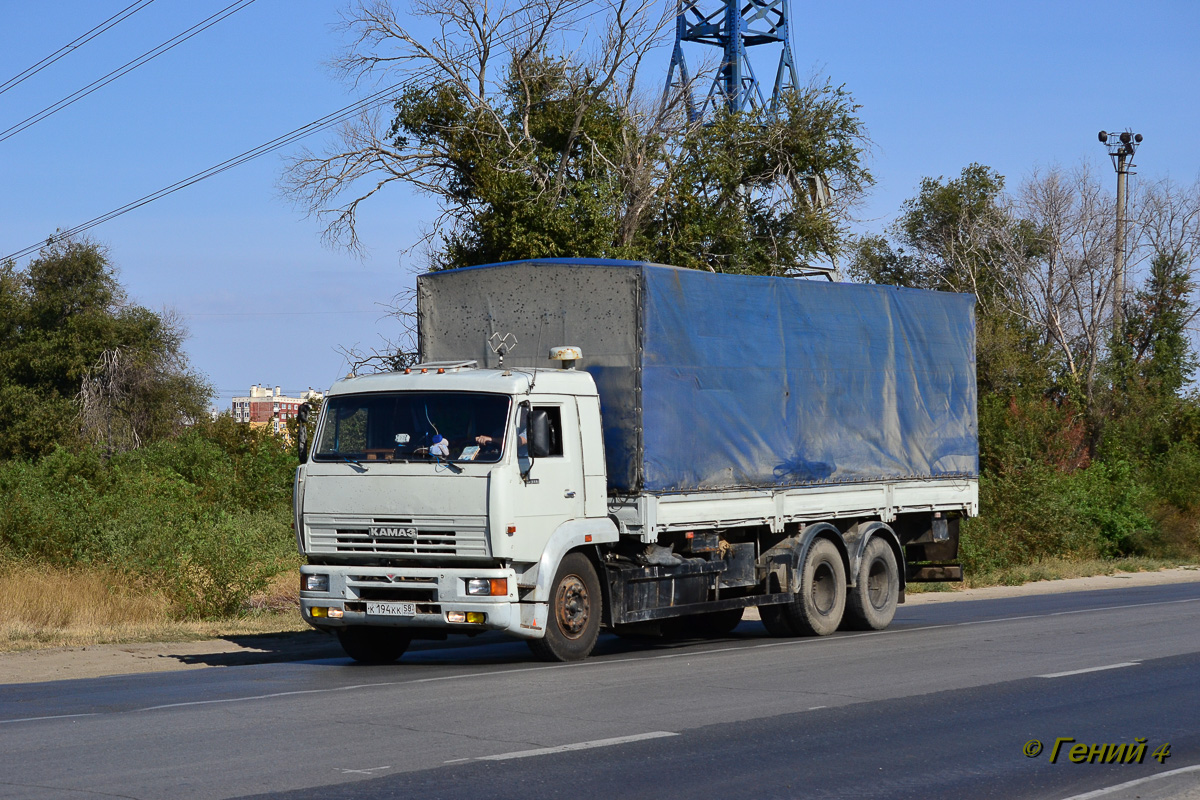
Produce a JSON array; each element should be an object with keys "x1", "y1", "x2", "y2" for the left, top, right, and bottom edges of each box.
[{"x1": 297, "y1": 361, "x2": 619, "y2": 662}]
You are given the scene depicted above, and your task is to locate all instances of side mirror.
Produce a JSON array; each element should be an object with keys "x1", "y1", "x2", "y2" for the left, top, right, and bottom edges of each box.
[
  {"x1": 528, "y1": 408, "x2": 551, "y2": 458},
  {"x1": 297, "y1": 406, "x2": 310, "y2": 463}
]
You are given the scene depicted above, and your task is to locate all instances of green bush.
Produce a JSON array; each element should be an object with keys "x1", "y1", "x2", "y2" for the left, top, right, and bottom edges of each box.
[
  {"x1": 0, "y1": 425, "x2": 299, "y2": 619},
  {"x1": 1150, "y1": 440, "x2": 1200, "y2": 512},
  {"x1": 961, "y1": 459, "x2": 1157, "y2": 576}
]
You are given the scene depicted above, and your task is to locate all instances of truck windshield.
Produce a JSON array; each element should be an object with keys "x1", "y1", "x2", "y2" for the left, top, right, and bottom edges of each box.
[{"x1": 314, "y1": 392, "x2": 510, "y2": 463}]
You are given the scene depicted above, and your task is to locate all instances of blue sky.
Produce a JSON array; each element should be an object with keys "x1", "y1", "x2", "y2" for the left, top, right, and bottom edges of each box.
[{"x1": 2, "y1": 1, "x2": 1198, "y2": 412}]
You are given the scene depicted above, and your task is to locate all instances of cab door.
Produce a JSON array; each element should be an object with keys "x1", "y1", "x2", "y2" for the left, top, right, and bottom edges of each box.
[{"x1": 504, "y1": 397, "x2": 586, "y2": 562}]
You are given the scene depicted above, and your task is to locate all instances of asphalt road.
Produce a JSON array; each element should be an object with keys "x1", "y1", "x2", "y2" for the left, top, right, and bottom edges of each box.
[{"x1": 1, "y1": 582, "x2": 1198, "y2": 800}]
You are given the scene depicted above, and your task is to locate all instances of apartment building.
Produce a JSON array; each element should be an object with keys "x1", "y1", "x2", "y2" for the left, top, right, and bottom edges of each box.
[{"x1": 231, "y1": 385, "x2": 323, "y2": 435}]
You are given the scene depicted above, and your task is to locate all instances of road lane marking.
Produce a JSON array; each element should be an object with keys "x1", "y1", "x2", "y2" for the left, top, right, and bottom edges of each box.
[
  {"x1": 0, "y1": 713, "x2": 98, "y2": 725},
  {"x1": 1036, "y1": 662, "x2": 1140, "y2": 678},
  {"x1": 5, "y1": 596, "x2": 1198, "y2": 723},
  {"x1": 1057, "y1": 763, "x2": 1200, "y2": 799},
  {"x1": 137, "y1": 681, "x2": 406, "y2": 711},
  {"x1": 457, "y1": 731, "x2": 678, "y2": 762}
]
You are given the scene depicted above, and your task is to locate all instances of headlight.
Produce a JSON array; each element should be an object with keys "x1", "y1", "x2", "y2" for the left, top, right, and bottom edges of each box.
[
  {"x1": 466, "y1": 578, "x2": 507, "y2": 596},
  {"x1": 303, "y1": 574, "x2": 330, "y2": 592}
]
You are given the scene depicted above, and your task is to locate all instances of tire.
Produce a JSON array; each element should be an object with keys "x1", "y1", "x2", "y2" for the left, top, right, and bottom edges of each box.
[
  {"x1": 528, "y1": 552, "x2": 602, "y2": 662},
  {"x1": 759, "y1": 603, "x2": 795, "y2": 637},
  {"x1": 336, "y1": 627, "x2": 412, "y2": 664},
  {"x1": 760, "y1": 538, "x2": 846, "y2": 637},
  {"x1": 670, "y1": 608, "x2": 745, "y2": 638},
  {"x1": 843, "y1": 536, "x2": 899, "y2": 631}
]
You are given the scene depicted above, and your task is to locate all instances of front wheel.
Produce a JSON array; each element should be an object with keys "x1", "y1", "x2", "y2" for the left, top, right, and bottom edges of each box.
[
  {"x1": 337, "y1": 627, "x2": 411, "y2": 664},
  {"x1": 528, "y1": 552, "x2": 602, "y2": 662},
  {"x1": 843, "y1": 537, "x2": 899, "y2": 631},
  {"x1": 760, "y1": 538, "x2": 846, "y2": 637}
]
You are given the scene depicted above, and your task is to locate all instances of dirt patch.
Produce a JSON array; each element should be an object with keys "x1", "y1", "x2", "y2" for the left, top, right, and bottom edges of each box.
[
  {"x1": 2, "y1": 567, "x2": 1198, "y2": 685},
  {"x1": 0, "y1": 630, "x2": 344, "y2": 685}
]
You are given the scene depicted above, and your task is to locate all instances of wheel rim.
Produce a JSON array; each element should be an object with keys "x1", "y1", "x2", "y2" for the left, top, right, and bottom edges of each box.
[
  {"x1": 810, "y1": 562, "x2": 837, "y2": 615},
  {"x1": 866, "y1": 557, "x2": 890, "y2": 611},
  {"x1": 554, "y1": 574, "x2": 590, "y2": 639}
]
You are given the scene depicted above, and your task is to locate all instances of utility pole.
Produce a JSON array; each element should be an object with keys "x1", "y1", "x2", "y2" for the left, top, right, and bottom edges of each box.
[{"x1": 1098, "y1": 129, "x2": 1143, "y2": 335}]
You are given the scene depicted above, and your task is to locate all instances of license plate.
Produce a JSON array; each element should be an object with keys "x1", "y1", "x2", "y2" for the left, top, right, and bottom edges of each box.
[
  {"x1": 370, "y1": 526, "x2": 417, "y2": 538},
  {"x1": 366, "y1": 602, "x2": 416, "y2": 616}
]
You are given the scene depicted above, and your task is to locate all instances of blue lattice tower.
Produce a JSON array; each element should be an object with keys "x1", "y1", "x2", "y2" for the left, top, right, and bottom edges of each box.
[{"x1": 665, "y1": 0, "x2": 800, "y2": 123}]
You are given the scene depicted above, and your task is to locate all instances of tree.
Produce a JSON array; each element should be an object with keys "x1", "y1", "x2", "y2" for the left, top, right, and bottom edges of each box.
[
  {"x1": 1125, "y1": 253, "x2": 1197, "y2": 397},
  {"x1": 0, "y1": 239, "x2": 211, "y2": 459},
  {"x1": 283, "y1": 0, "x2": 871, "y2": 275},
  {"x1": 645, "y1": 85, "x2": 871, "y2": 274},
  {"x1": 850, "y1": 164, "x2": 1031, "y2": 307},
  {"x1": 1102, "y1": 252, "x2": 1198, "y2": 460}
]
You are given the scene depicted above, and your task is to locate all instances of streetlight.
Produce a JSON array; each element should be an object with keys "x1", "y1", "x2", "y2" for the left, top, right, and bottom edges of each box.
[{"x1": 1098, "y1": 129, "x2": 1143, "y2": 334}]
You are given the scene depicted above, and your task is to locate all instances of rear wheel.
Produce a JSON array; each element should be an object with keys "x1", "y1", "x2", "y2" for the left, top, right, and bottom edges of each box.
[
  {"x1": 336, "y1": 627, "x2": 411, "y2": 664},
  {"x1": 760, "y1": 538, "x2": 846, "y2": 637},
  {"x1": 528, "y1": 552, "x2": 602, "y2": 662},
  {"x1": 843, "y1": 537, "x2": 899, "y2": 631}
]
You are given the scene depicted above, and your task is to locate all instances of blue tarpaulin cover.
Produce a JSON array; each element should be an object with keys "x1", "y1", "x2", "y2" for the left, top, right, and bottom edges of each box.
[
  {"x1": 418, "y1": 259, "x2": 978, "y2": 494},
  {"x1": 637, "y1": 265, "x2": 977, "y2": 492}
]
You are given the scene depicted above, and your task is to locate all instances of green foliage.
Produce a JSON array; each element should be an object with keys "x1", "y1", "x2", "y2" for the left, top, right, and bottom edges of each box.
[
  {"x1": 0, "y1": 425, "x2": 299, "y2": 619},
  {"x1": 391, "y1": 59, "x2": 631, "y2": 268},
  {"x1": 1126, "y1": 252, "x2": 1197, "y2": 397},
  {"x1": 1147, "y1": 439, "x2": 1200, "y2": 513},
  {"x1": 961, "y1": 460, "x2": 1155, "y2": 575},
  {"x1": 978, "y1": 393, "x2": 1088, "y2": 475},
  {"x1": 1100, "y1": 254, "x2": 1198, "y2": 461},
  {"x1": 851, "y1": 164, "x2": 1007, "y2": 290},
  {"x1": 388, "y1": 55, "x2": 871, "y2": 274},
  {"x1": 645, "y1": 84, "x2": 871, "y2": 274},
  {"x1": 897, "y1": 163, "x2": 1006, "y2": 262}
]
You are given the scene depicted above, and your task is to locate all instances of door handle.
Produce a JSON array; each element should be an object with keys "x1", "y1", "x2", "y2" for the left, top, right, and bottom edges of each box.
[{"x1": 564, "y1": 490, "x2": 576, "y2": 498}]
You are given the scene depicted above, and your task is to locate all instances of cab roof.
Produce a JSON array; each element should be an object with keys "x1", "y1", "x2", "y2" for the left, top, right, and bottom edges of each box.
[{"x1": 325, "y1": 366, "x2": 598, "y2": 398}]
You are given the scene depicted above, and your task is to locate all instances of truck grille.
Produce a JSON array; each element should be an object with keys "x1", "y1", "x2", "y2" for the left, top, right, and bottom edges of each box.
[
  {"x1": 348, "y1": 574, "x2": 439, "y2": 602},
  {"x1": 305, "y1": 517, "x2": 489, "y2": 559}
]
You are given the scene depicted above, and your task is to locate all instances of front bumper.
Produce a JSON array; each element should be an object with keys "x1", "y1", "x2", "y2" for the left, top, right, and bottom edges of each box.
[{"x1": 299, "y1": 564, "x2": 548, "y2": 640}]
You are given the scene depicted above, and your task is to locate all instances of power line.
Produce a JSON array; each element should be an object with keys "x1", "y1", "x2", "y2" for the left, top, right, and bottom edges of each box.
[
  {"x1": 0, "y1": 0, "x2": 257, "y2": 144},
  {"x1": 1, "y1": 82, "x2": 402, "y2": 262},
  {"x1": 0, "y1": 0, "x2": 157, "y2": 97},
  {"x1": 1, "y1": 0, "x2": 601, "y2": 263},
  {"x1": 183, "y1": 310, "x2": 381, "y2": 317}
]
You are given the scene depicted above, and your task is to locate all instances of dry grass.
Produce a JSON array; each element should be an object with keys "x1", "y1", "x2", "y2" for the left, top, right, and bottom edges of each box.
[{"x1": 0, "y1": 565, "x2": 307, "y2": 653}]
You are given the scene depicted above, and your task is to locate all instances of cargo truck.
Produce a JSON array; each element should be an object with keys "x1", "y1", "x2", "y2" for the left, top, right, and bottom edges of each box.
[{"x1": 295, "y1": 259, "x2": 978, "y2": 662}]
